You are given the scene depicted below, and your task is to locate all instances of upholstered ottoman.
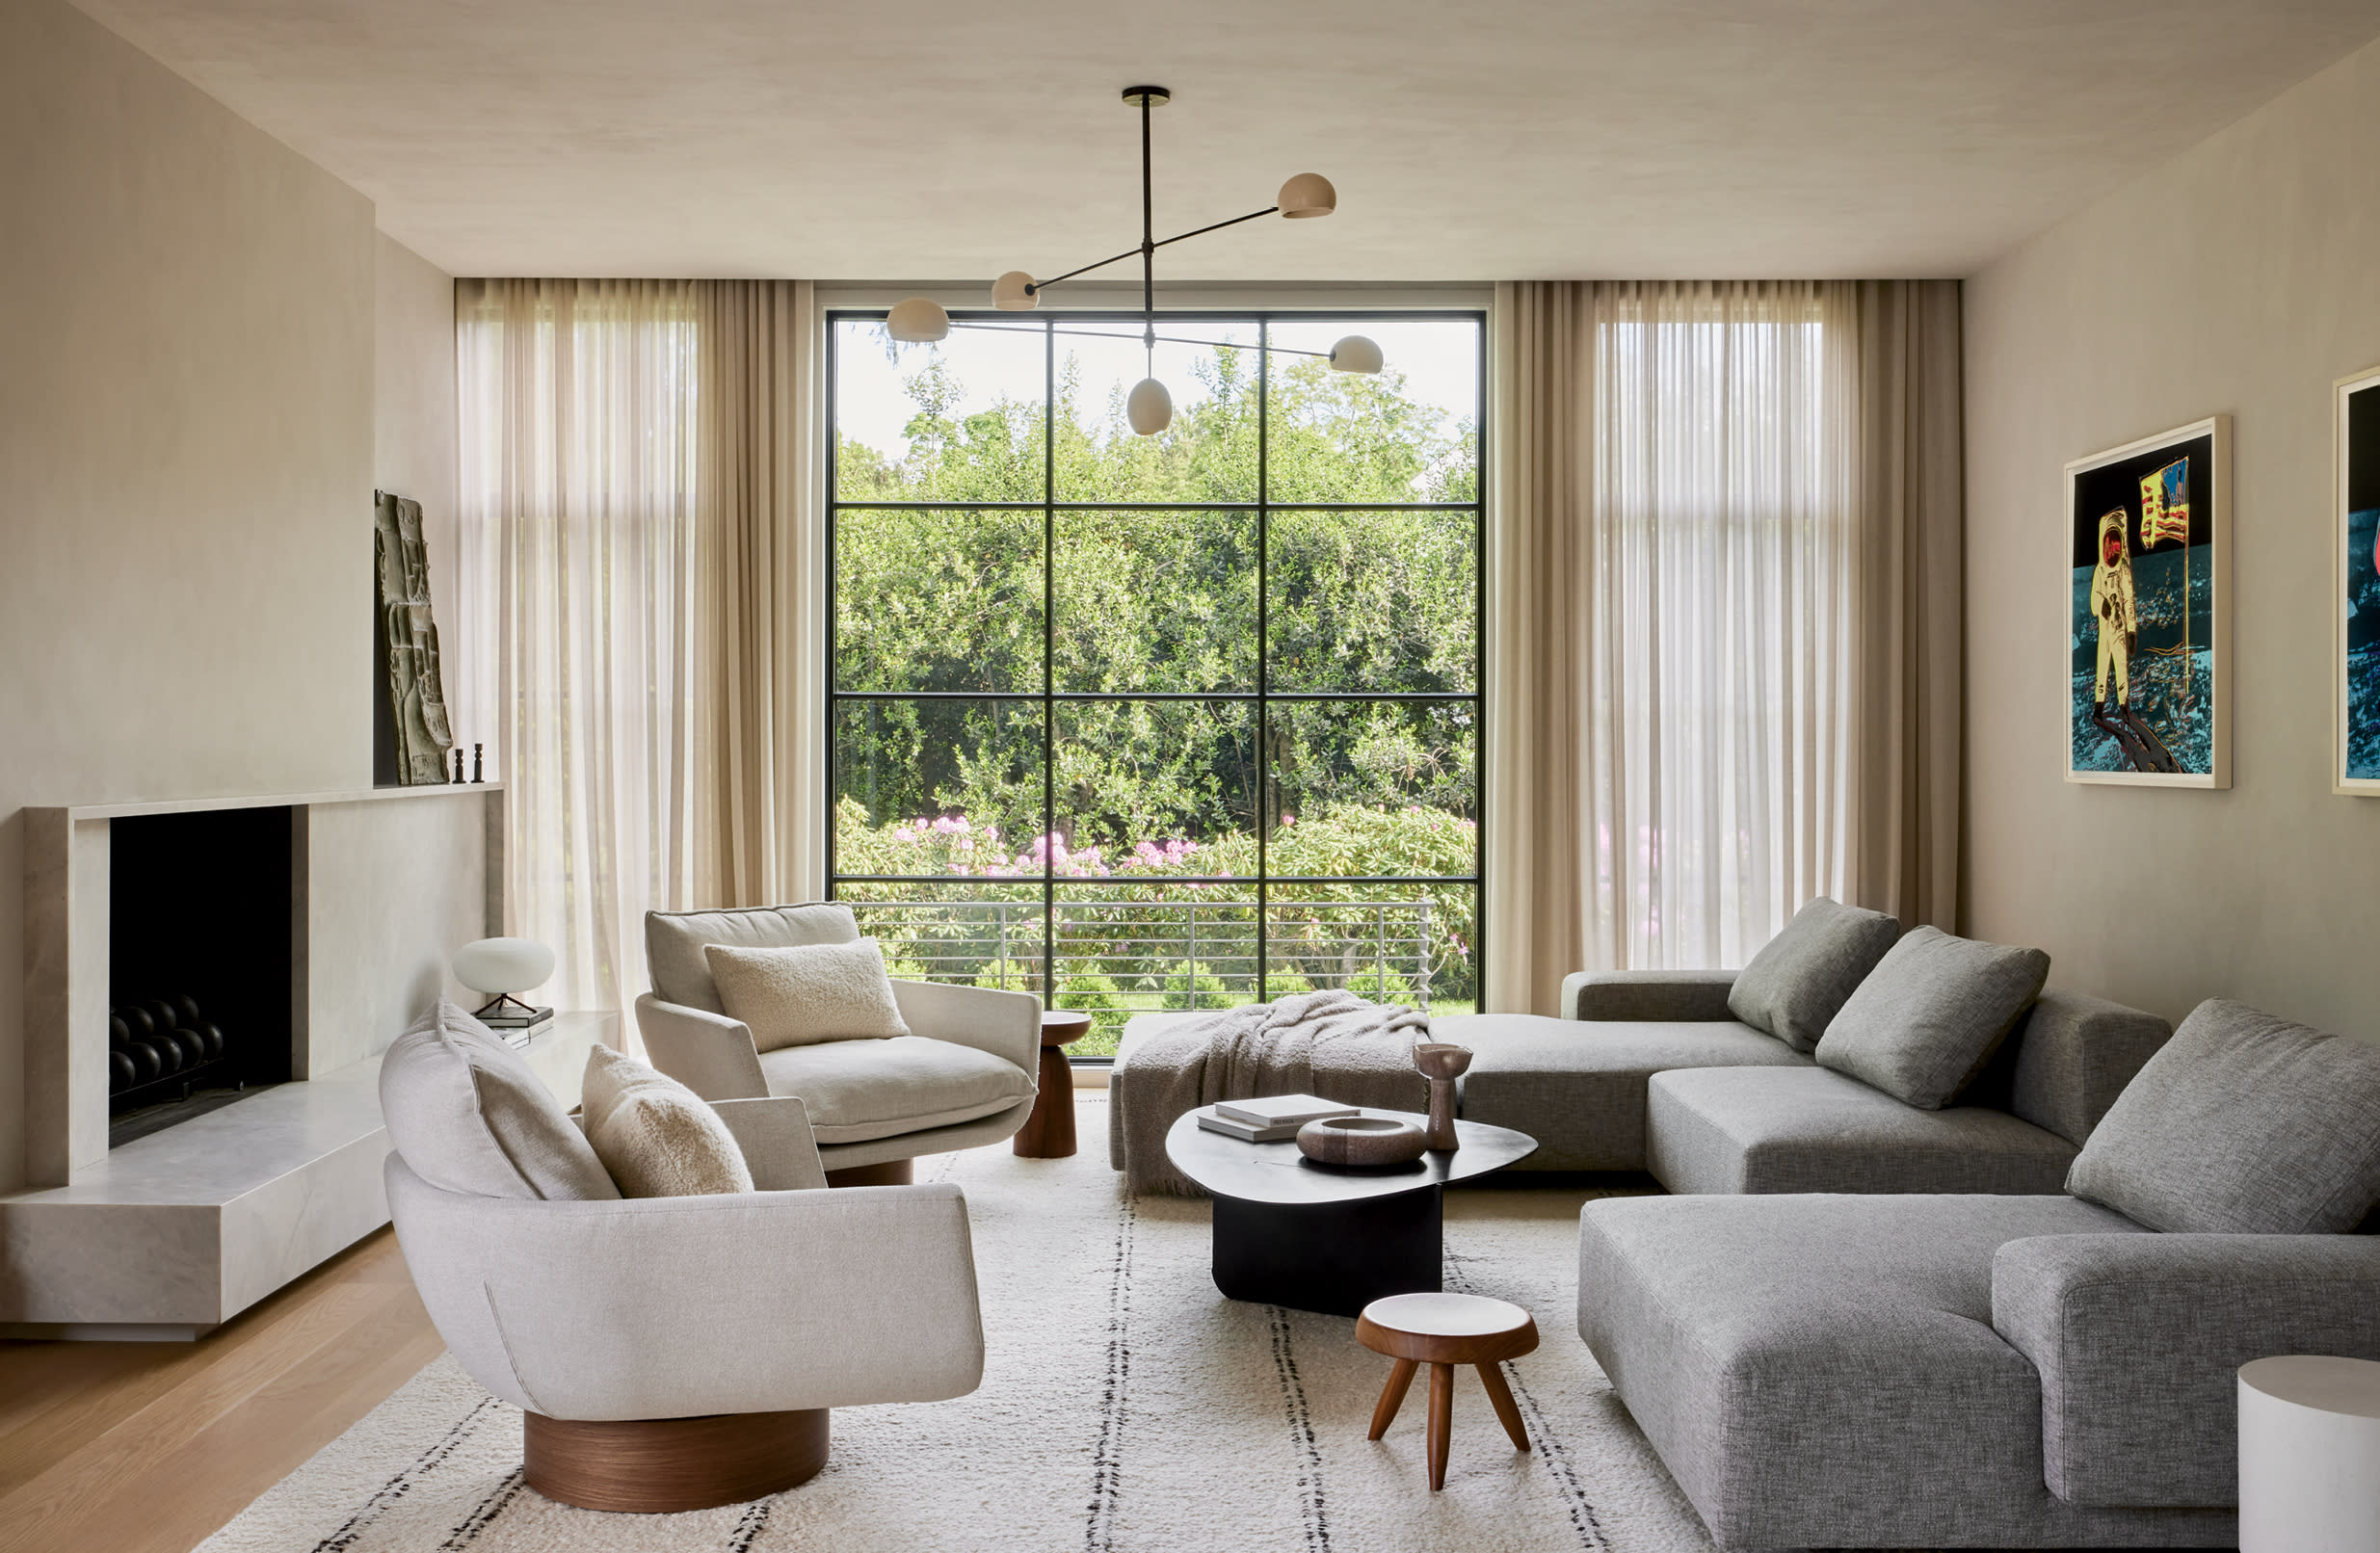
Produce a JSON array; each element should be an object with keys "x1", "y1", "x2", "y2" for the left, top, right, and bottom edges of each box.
[{"x1": 1575, "y1": 1194, "x2": 2235, "y2": 1549}]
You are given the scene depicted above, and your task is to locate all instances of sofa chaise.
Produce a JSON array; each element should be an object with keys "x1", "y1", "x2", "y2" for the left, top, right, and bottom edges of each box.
[
  {"x1": 1114, "y1": 900, "x2": 2171, "y2": 1198},
  {"x1": 1576, "y1": 998, "x2": 2380, "y2": 1550}
]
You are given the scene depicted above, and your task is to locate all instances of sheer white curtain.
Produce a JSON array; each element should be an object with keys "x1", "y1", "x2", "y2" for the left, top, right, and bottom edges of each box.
[
  {"x1": 1585, "y1": 280, "x2": 1861, "y2": 969},
  {"x1": 456, "y1": 279, "x2": 705, "y2": 1013},
  {"x1": 1490, "y1": 280, "x2": 1879, "y2": 1008}
]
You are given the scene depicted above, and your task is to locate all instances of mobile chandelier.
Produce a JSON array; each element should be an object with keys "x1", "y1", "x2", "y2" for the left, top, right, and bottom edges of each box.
[{"x1": 885, "y1": 85, "x2": 1382, "y2": 436}]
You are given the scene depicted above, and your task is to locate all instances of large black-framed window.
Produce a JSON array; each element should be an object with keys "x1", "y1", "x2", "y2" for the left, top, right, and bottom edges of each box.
[{"x1": 826, "y1": 309, "x2": 1485, "y2": 1058}]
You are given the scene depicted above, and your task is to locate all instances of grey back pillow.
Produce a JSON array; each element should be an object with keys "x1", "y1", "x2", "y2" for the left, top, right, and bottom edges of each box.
[
  {"x1": 1814, "y1": 927, "x2": 2049, "y2": 1109},
  {"x1": 1727, "y1": 897, "x2": 1903, "y2": 1052},
  {"x1": 2066, "y1": 999, "x2": 2380, "y2": 1234}
]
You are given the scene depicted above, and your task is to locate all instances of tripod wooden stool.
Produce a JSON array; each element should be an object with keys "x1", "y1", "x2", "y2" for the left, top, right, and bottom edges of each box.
[{"x1": 1356, "y1": 1292, "x2": 1538, "y2": 1490}]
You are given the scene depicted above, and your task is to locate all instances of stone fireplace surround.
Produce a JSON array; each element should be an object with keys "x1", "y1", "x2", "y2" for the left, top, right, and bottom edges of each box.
[{"x1": 6, "y1": 782, "x2": 607, "y2": 1339}]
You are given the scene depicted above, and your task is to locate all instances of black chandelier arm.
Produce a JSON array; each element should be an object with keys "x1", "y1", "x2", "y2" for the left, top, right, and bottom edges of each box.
[
  {"x1": 940, "y1": 321, "x2": 1335, "y2": 358},
  {"x1": 1025, "y1": 207, "x2": 1286, "y2": 300}
]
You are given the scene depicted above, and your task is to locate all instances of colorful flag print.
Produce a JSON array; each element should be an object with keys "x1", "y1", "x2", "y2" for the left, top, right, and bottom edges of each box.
[{"x1": 2139, "y1": 458, "x2": 2191, "y2": 547}]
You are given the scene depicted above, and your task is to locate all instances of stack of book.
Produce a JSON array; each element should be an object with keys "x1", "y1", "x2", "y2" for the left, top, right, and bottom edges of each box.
[
  {"x1": 477, "y1": 1004, "x2": 554, "y2": 1049},
  {"x1": 1197, "y1": 1093, "x2": 1360, "y2": 1143}
]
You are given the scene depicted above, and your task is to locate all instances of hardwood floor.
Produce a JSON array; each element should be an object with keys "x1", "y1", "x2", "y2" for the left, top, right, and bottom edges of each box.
[{"x1": 0, "y1": 1227, "x2": 440, "y2": 1553}]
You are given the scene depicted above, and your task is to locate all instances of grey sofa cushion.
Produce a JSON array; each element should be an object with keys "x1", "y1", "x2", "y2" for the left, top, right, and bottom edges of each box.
[
  {"x1": 1573, "y1": 1193, "x2": 2231, "y2": 1549},
  {"x1": 2066, "y1": 999, "x2": 2380, "y2": 1234},
  {"x1": 1646, "y1": 1066, "x2": 2077, "y2": 1196},
  {"x1": 1993, "y1": 1229, "x2": 2380, "y2": 1509},
  {"x1": 1814, "y1": 927, "x2": 2049, "y2": 1109},
  {"x1": 1725, "y1": 897, "x2": 1902, "y2": 1052},
  {"x1": 645, "y1": 903, "x2": 860, "y2": 1013},
  {"x1": 1991, "y1": 989, "x2": 2174, "y2": 1147},
  {"x1": 1438, "y1": 1012, "x2": 1809, "y2": 1171},
  {"x1": 378, "y1": 1002, "x2": 620, "y2": 1201}
]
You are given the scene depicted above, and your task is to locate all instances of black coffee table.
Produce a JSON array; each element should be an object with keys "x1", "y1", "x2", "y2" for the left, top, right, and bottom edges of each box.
[{"x1": 1164, "y1": 1108, "x2": 1538, "y2": 1317}]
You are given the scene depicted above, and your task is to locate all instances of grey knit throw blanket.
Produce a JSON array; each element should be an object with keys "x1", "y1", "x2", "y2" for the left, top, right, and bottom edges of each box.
[{"x1": 1114, "y1": 989, "x2": 1432, "y2": 1197}]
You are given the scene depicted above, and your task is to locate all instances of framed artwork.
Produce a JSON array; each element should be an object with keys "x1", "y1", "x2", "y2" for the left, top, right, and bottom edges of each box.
[
  {"x1": 2338, "y1": 366, "x2": 2380, "y2": 795},
  {"x1": 2064, "y1": 416, "x2": 2230, "y2": 788}
]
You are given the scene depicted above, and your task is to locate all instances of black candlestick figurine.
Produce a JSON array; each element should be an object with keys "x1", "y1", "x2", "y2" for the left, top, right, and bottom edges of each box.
[
  {"x1": 472, "y1": 743, "x2": 485, "y2": 783},
  {"x1": 452, "y1": 748, "x2": 464, "y2": 783}
]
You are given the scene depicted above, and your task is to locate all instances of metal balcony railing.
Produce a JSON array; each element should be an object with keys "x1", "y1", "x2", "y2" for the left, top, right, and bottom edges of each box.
[{"x1": 839, "y1": 896, "x2": 1437, "y2": 1048}]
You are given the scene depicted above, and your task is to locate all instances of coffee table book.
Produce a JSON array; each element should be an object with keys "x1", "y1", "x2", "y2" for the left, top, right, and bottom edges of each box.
[
  {"x1": 1213, "y1": 1094, "x2": 1360, "y2": 1129},
  {"x1": 1197, "y1": 1108, "x2": 1306, "y2": 1143}
]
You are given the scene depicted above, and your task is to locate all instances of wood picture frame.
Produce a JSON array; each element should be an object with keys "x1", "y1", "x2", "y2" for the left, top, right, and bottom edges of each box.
[{"x1": 2063, "y1": 415, "x2": 2231, "y2": 789}]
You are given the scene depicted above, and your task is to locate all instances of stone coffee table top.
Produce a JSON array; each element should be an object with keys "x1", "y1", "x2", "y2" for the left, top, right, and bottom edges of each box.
[{"x1": 1164, "y1": 1107, "x2": 1537, "y2": 1205}]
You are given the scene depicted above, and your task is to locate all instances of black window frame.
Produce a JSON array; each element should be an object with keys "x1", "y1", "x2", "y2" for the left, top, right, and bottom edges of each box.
[{"x1": 824, "y1": 306, "x2": 1489, "y2": 1059}]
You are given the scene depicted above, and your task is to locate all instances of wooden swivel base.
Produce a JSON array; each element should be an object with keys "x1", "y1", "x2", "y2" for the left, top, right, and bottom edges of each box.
[{"x1": 523, "y1": 1408, "x2": 830, "y2": 1513}]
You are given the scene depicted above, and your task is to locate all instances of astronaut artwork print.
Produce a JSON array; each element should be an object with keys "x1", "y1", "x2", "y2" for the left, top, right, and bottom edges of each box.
[{"x1": 2066, "y1": 418, "x2": 2228, "y2": 786}]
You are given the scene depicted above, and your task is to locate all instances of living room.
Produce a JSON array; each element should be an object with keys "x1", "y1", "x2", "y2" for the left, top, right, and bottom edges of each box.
[{"x1": 5, "y1": 2, "x2": 2380, "y2": 1550}]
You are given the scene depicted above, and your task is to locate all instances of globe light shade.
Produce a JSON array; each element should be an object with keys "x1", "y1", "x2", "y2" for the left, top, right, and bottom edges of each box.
[
  {"x1": 1277, "y1": 172, "x2": 1337, "y2": 219},
  {"x1": 452, "y1": 936, "x2": 556, "y2": 998},
  {"x1": 1125, "y1": 377, "x2": 1174, "y2": 436},
  {"x1": 886, "y1": 296, "x2": 951, "y2": 342},
  {"x1": 1328, "y1": 334, "x2": 1385, "y2": 374},
  {"x1": 991, "y1": 271, "x2": 1039, "y2": 311}
]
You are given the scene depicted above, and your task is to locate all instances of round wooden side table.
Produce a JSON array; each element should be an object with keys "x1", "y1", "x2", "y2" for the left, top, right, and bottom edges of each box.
[
  {"x1": 1014, "y1": 1010, "x2": 1091, "y2": 1158},
  {"x1": 2239, "y1": 1355, "x2": 2380, "y2": 1551},
  {"x1": 1356, "y1": 1291, "x2": 1539, "y2": 1490}
]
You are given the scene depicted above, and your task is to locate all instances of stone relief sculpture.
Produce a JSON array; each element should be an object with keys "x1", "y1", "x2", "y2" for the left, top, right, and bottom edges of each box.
[{"x1": 374, "y1": 491, "x2": 455, "y2": 785}]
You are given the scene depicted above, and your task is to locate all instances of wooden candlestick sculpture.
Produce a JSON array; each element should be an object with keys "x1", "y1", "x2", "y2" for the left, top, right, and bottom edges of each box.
[{"x1": 1413, "y1": 1042, "x2": 1471, "y2": 1151}]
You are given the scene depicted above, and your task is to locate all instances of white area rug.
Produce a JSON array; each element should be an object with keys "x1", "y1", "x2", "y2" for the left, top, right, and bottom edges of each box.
[{"x1": 200, "y1": 1099, "x2": 1725, "y2": 1553}]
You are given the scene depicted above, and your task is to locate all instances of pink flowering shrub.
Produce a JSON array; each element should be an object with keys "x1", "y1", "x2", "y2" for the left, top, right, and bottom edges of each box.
[{"x1": 833, "y1": 797, "x2": 1476, "y2": 1021}]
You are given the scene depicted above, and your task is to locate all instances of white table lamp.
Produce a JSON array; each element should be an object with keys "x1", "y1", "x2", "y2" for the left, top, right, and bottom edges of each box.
[{"x1": 453, "y1": 937, "x2": 556, "y2": 1020}]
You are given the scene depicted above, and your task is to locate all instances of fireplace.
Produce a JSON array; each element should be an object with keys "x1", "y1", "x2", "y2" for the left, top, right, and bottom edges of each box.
[{"x1": 106, "y1": 807, "x2": 298, "y2": 1145}]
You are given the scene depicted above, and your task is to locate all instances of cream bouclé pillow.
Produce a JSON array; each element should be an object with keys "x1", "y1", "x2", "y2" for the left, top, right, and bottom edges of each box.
[
  {"x1": 580, "y1": 1044, "x2": 754, "y2": 1198},
  {"x1": 704, "y1": 937, "x2": 912, "y2": 1052}
]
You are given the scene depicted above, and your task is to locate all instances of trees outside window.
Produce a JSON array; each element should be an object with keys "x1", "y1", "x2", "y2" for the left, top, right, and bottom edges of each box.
[{"x1": 829, "y1": 312, "x2": 1482, "y2": 1056}]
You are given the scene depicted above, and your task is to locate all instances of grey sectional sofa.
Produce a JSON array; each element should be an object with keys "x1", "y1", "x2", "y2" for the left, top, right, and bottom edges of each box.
[
  {"x1": 1576, "y1": 998, "x2": 2380, "y2": 1550},
  {"x1": 1435, "y1": 972, "x2": 2169, "y2": 1191}
]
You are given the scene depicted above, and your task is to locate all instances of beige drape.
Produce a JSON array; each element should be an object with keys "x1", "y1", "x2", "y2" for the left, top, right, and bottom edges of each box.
[
  {"x1": 457, "y1": 279, "x2": 706, "y2": 1013},
  {"x1": 1850, "y1": 280, "x2": 1964, "y2": 930},
  {"x1": 458, "y1": 279, "x2": 825, "y2": 1012},
  {"x1": 1484, "y1": 284, "x2": 1594, "y2": 1019},
  {"x1": 695, "y1": 280, "x2": 827, "y2": 909},
  {"x1": 1486, "y1": 279, "x2": 1962, "y2": 1014}
]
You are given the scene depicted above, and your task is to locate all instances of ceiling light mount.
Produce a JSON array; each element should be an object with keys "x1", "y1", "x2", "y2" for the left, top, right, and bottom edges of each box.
[{"x1": 886, "y1": 86, "x2": 1380, "y2": 435}]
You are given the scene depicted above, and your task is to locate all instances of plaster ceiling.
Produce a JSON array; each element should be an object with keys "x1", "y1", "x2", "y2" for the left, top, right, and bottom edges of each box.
[{"x1": 73, "y1": 0, "x2": 2380, "y2": 281}]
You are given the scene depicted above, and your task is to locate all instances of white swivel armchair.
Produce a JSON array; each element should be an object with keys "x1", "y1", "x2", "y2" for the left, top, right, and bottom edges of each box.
[
  {"x1": 635, "y1": 904, "x2": 1042, "y2": 1183},
  {"x1": 381, "y1": 1003, "x2": 988, "y2": 1513}
]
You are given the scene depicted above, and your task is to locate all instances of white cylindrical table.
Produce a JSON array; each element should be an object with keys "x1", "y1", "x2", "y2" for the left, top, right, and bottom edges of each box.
[{"x1": 2239, "y1": 1355, "x2": 2380, "y2": 1552}]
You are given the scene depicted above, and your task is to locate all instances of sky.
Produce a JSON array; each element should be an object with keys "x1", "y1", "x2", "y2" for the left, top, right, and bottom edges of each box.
[{"x1": 833, "y1": 315, "x2": 1482, "y2": 462}]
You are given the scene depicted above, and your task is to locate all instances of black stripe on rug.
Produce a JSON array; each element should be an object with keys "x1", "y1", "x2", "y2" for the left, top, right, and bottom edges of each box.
[
  {"x1": 439, "y1": 1466, "x2": 525, "y2": 1549},
  {"x1": 1266, "y1": 1305, "x2": 1332, "y2": 1552},
  {"x1": 1445, "y1": 1251, "x2": 1608, "y2": 1551},
  {"x1": 725, "y1": 1496, "x2": 775, "y2": 1551},
  {"x1": 1084, "y1": 1193, "x2": 1137, "y2": 1553},
  {"x1": 310, "y1": 1396, "x2": 499, "y2": 1553}
]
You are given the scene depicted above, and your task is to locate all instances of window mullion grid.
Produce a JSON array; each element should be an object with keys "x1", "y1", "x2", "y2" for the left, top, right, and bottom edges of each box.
[
  {"x1": 820, "y1": 307, "x2": 1488, "y2": 1035},
  {"x1": 1043, "y1": 317, "x2": 1056, "y2": 1011},
  {"x1": 1256, "y1": 317, "x2": 1270, "y2": 1011}
]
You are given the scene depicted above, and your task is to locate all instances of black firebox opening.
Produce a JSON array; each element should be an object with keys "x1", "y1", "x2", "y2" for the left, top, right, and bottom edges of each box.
[{"x1": 108, "y1": 806, "x2": 296, "y2": 1146}]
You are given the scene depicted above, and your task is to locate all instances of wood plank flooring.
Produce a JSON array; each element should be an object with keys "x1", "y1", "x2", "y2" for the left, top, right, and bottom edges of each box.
[{"x1": 0, "y1": 1227, "x2": 440, "y2": 1553}]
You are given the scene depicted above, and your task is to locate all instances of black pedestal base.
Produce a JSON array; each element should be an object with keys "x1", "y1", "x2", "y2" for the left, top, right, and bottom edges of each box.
[{"x1": 1210, "y1": 1183, "x2": 1442, "y2": 1317}]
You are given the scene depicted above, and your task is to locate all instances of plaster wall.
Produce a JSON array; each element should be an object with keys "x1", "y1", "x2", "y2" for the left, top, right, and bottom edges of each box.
[
  {"x1": 1963, "y1": 34, "x2": 2380, "y2": 1037},
  {"x1": 0, "y1": 0, "x2": 377, "y2": 1190}
]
